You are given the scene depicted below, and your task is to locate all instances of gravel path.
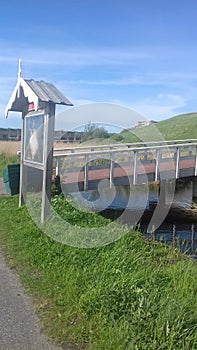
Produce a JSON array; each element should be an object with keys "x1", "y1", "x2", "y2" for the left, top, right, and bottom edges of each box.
[
  {"x1": 0, "y1": 179, "x2": 74, "y2": 350},
  {"x1": 0, "y1": 249, "x2": 66, "y2": 350}
]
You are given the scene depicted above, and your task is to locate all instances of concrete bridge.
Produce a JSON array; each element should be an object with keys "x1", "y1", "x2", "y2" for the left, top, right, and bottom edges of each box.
[{"x1": 53, "y1": 139, "x2": 197, "y2": 195}]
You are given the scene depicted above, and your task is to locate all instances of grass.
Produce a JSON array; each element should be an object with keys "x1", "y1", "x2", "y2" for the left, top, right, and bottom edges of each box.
[
  {"x1": 0, "y1": 153, "x2": 19, "y2": 176},
  {"x1": 0, "y1": 194, "x2": 197, "y2": 349},
  {"x1": 117, "y1": 112, "x2": 197, "y2": 143}
]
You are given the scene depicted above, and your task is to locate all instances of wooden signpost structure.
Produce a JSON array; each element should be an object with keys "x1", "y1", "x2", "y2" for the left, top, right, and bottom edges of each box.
[{"x1": 5, "y1": 60, "x2": 73, "y2": 222}]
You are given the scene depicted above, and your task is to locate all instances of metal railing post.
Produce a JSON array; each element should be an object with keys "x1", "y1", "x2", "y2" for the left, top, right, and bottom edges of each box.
[
  {"x1": 175, "y1": 146, "x2": 180, "y2": 179},
  {"x1": 195, "y1": 145, "x2": 197, "y2": 176},
  {"x1": 55, "y1": 157, "x2": 60, "y2": 176},
  {"x1": 109, "y1": 153, "x2": 114, "y2": 188},
  {"x1": 155, "y1": 149, "x2": 160, "y2": 181},
  {"x1": 84, "y1": 155, "x2": 88, "y2": 191},
  {"x1": 133, "y1": 150, "x2": 138, "y2": 185}
]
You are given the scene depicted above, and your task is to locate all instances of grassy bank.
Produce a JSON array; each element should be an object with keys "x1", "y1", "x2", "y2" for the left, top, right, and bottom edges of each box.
[
  {"x1": 0, "y1": 195, "x2": 197, "y2": 349},
  {"x1": 117, "y1": 112, "x2": 197, "y2": 143}
]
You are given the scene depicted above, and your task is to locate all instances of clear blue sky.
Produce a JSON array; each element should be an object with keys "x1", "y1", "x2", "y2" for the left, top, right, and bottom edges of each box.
[{"x1": 1, "y1": 0, "x2": 197, "y2": 130}]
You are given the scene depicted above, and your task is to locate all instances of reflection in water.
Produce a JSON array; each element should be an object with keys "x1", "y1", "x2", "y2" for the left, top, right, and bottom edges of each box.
[
  {"x1": 70, "y1": 183, "x2": 197, "y2": 256},
  {"x1": 142, "y1": 223, "x2": 197, "y2": 256}
]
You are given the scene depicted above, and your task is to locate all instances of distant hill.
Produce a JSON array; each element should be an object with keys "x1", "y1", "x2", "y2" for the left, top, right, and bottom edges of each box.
[{"x1": 116, "y1": 112, "x2": 197, "y2": 143}]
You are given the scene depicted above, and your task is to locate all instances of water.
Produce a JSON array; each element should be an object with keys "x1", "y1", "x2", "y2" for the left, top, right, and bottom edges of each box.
[{"x1": 69, "y1": 182, "x2": 197, "y2": 256}]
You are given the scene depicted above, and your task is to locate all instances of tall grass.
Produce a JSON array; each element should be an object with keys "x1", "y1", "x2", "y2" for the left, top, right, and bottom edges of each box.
[
  {"x1": 0, "y1": 153, "x2": 19, "y2": 176},
  {"x1": 0, "y1": 195, "x2": 196, "y2": 349},
  {"x1": 0, "y1": 141, "x2": 21, "y2": 155}
]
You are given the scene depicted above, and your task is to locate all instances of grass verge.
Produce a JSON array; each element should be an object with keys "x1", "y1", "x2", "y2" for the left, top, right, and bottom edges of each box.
[{"x1": 0, "y1": 195, "x2": 197, "y2": 349}]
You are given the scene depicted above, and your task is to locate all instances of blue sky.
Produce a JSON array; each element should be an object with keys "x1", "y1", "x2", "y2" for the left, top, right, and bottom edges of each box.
[{"x1": 1, "y1": 0, "x2": 197, "y2": 131}]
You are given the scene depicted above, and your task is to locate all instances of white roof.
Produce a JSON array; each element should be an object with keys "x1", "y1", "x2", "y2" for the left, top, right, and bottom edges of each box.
[{"x1": 5, "y1": 77, "x2": 73, "y2": 118}]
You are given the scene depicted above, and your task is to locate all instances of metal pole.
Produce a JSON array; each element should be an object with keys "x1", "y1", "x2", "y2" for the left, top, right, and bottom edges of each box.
[
  {"x1": 109, "y1": 153, "x2": 114, "y2": 188},
  {"x1": 133, "y1": 150, "x2": 138, "y2": 185},
  {"x1": 175, "y1": 146, "x2": 180, "y2": 179},
  {"x1": 55, "y1": 157, "x2": 60, "y2": 176},
  {"x1": 155, "y1": 149, "x2": 160, "y2": 182},
  {"x1": 195, "y1": 146, "x2": 197, "y2": 176},
  {"x1": 84, "y1": 155, "x2": 88, "y2": 191}
]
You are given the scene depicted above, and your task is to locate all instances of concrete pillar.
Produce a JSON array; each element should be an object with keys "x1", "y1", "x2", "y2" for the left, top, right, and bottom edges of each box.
[
  {"x1": 159, "y1": 179, "x2": 193, "y2": 208},
  {"x1": 174, "y1": 180, "x2": 193, "y2": 208},
  {"x1": 159, "y1": 180, "x2": 175, "y2": 206}
]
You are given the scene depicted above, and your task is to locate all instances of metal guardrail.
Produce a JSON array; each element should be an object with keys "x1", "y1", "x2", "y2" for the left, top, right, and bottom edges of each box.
[
  {"x1": 54, "y1": 139, "x2": 197, "y2": 154},
  {"x1": 53, "y1": 140, "x2": 197, "y2": 191}
]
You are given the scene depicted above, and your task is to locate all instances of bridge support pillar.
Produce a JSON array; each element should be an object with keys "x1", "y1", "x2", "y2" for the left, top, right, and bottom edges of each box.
[
  {"x1": 159, "y1": 179, "x2": 193, "y2": 208},
  {"x1": 174, "y1": 180, "x2": 193, "y2": 207},
  {"x1": 159, "y1": 180, "x2": 175, "y2": 206}
]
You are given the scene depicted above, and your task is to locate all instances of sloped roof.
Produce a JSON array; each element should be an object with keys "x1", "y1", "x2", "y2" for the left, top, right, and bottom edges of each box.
[
  {"x1": 24, "y1": 79, "x2": 73, "y2": 105},
  {"x1": 5, "y1": 78, "x2": 73, "y2": 118}
]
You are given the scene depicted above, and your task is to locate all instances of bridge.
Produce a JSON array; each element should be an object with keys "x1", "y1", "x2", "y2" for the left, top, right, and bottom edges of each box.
[{"x1": 53, "y1": 139, "x2": 197, "y2": 193}]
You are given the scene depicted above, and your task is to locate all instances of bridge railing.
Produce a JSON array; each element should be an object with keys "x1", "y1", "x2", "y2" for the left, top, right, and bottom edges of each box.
[
  {"x1": 54, "y1": 138, "x2": 197, "y2": 154},
  {"x1": 53, "y1": 141, "x2": 197, "y2": 191}
]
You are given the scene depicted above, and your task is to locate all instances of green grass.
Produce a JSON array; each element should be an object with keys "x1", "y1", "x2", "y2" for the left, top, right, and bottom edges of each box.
[
  {"x1": 117, "y1": 112, "x2": 197, "y2": 143},
  {"x1": 0, "y1": 153, "x2": 18, "y2": 176},
  {"x1": 0, "y1": 195, "x2": 197, "y2": 349}
]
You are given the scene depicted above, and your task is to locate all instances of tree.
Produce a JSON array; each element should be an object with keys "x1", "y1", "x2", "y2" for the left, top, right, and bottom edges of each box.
[{"x1": 83, "y1": 122, "x2": 109, "y2": 141}]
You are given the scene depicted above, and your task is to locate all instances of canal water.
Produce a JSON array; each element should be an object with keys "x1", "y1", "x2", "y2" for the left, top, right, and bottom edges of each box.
[{"x1": 70, "y1": 182, "x2": 197, "y2": 256}]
